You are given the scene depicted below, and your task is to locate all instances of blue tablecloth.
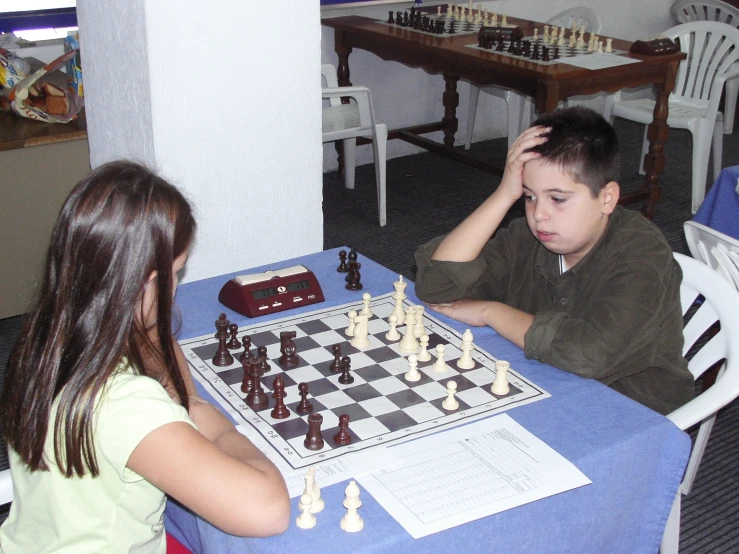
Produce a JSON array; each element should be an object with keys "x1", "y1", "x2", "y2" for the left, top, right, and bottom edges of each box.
[
  {"x1": 694, "y1": 165, "x2": 739, "y2": 240},
  {"x1": 165, "y1": 248, "x2": 690, "y2": 554}
]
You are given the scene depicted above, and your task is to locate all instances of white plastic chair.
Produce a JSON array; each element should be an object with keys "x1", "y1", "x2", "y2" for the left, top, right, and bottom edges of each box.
[
  {"x1": 671, "y1": 0, "x2": 739, "y2": 134},
  {"x1": 322, "y1": 64, "x2": 388, "y2": 227},
  {"x1": 603, "y1": 21, "x2": 739, "y2": 213},
  {"x1": 684, "y1": 220, "x2": 739, "y2": 288},
  {"x1": 0, "y1": 469, "x2": 12, "y2": 507},
  {"x1": 464, "y1": 7, "x2": 601, "y2": 150},
  {"x1": 659, "y1": 252, "x2": 739, "y2": 553}
]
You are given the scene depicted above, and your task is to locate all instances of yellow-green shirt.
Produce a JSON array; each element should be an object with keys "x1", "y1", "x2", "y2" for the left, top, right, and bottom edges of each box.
[{"x1": 0, "y1": 366, "x2": 195, "y2": 553}]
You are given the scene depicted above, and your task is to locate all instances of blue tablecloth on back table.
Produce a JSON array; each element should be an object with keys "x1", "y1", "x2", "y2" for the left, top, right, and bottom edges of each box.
[
  {"x1": 165, "y1": 247, "x2": 690, "y2": 554},
  {"x1": 694, "y1": 165, "x2": 739, "y2": 239}
]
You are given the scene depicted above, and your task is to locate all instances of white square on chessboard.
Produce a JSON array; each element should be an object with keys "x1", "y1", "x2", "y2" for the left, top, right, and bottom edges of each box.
[
  {"x1": 314, "y1": 389, "x2": 355, "y2": 409},
  {"x1": 287, "y1": 435, "x2": 330, "y2": 455},
  {"x1": 411, "y1": 381, "x2": 449, "y2": 401},
  {"x1": 285, "y1": 365, "x2": 324, "y2": 384},
  {"x1": 405, "y1": 402, "x2": 445, "y2": 423},
  {"x1": 344, "y1": 351, "x2": 377, "y2": 370},
  {"x1": 349, "y1": 417, "x2": 391, "y2": 440},
  {"x1": 420, "y1": 364, "x2": 456, "y2": 380},
  {"x1": 306, "y1": 409, "x2": 340, "y2": 429},
  {"x1": 283, "y1": 385, "x2": 306, "y2": 405},
  {"x1": 260, "y1": 407, "x2": 300, "y2": 426},
  {"x1": 457, "y1": 386, "x2": 496, "y2": 407},
  {"x1": 438, "y1": 343, "x2": 462, "y2": 360},
  {"x1": 461, "y1": 367, "x2": 497, "y2": 387},
  {"x1": 310, "y1": 329, "x2": 347, "y2": 347},
  {"x1": 371, "y1": 301, "x2": 394, "y2": 319},
  {"x1": 379, "y1": 356, "x2": 414, "y2": 376},
  {"x1": 322, "y1": 314, "x2": 349, "y2": 330},
  {"x1": 356, "y1": 334, "x2": 386, "y2": 352},
  {"x1": 367, "y1": 318, "x2": 390, "y2": 335},
  {"x1": 299, "y1": 346, "x2": 335, "y2": 365},
  {"x1": 367, "y1": 376, "x2": 410, "y2": 396},
  {"x1": 359, "y1": 395, "x2": 405, "y2": 417},
  {"x1": 326, "y1": 372, "x2": 368, "y2": 390}
]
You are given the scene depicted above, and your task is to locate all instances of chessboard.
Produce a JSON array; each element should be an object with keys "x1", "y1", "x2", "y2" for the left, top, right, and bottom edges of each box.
[
  {"x1": 465, "y1": 34, "x2": 626, "y2": 66},
  {"x1": 180, "y1": 291, "x2": 549, "y2": 471},
  {"x1": 378, "y1": 11, "x2": 516, "y2": 38}
]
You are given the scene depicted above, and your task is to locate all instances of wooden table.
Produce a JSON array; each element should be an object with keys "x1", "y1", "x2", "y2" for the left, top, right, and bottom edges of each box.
[{"x1": 321, "y1": 14, "x2": 686, "y2": 218}]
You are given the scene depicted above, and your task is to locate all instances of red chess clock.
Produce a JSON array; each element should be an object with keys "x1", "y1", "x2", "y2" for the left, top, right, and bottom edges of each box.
[{"x1": 218, "y1": 265, "x2": 325, "y2": 318}]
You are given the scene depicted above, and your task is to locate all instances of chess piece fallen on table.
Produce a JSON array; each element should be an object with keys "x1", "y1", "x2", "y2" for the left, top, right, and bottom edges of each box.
[
  {"x1": 304, "y1": 467, "x2": 325, "y2": 513},
  {"x1": 304, "y1": 413, "x2": 325, "y2": 451},
  {"x1": 341, "y1": 480, "x2": 364, "y2": 532},
  {"x1": 296, "y1": 494, "x2": 316, "y2": 529},
  {"x1": 457, "y1": 329, "x2": 475, "y2": 369},
  {"x1": 442, "y1": 380, "x2": 459, "y2": 410},
  {"x1": 492, "y1": 359, "x2": 510, "y2": 395}
]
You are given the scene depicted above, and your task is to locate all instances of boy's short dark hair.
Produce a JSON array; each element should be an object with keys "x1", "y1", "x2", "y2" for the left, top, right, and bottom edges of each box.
[{"x1": 530, "y1": 106, "x2": 620, "y2": 197}]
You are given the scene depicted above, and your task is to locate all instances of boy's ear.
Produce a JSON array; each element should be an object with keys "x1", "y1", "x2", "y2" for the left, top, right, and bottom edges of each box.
[{"x1": 600, "y1": 181, "x2": 620, "y2": 215}]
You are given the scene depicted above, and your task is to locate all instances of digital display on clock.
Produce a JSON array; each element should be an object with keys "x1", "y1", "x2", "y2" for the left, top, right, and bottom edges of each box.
[
  {"x1": 287, "y1": 279, "x2": 311, "y2": 292},
  {"x1": 252, "y1": 287, "x2": 278, "y2": 300}
]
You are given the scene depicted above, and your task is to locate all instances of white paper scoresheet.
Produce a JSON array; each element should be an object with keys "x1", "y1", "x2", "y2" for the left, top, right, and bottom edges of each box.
[{"x1": 356, "y1": 414, "x2": 591, "y2": 538}]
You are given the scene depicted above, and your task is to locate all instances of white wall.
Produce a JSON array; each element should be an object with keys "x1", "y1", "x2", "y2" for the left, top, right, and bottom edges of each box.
[
  {"x1": 77, "y1": 0, "x2": 324, "y2": 283},
  {"x1": 321, "y1": 0, "x2": 675, "y2": 171}
]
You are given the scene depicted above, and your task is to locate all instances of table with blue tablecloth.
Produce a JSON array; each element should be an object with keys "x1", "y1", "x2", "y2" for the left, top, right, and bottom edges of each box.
[
  {"x1": 694, "y1": 165, "x2": 739, "y2": 240},
  {"x1": 165, "y1": 248, "x2": 690, "y2": 554}
]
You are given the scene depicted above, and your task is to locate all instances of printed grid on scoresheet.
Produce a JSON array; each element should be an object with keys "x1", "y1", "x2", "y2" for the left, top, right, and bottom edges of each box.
[
  {"x1": 464, "y1": 36, "x2": 626, "y2": 65},
  {"x1": 180, "y1": 293, "x2": 549, "y2": 470}
]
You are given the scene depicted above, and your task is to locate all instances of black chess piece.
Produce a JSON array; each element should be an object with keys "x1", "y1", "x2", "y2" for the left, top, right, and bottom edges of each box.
[
  {"x1": 337, "y1": 250, "x2": 349, "y2": 273},
  {"x1": 239, "y1": 335, "x2": 252, "y2": 362},
  {"x1": 226, "y1": 323, "x2": 240, "y2": 349},
  {"x1": 531, "y1": 43, "x2": 540, "y2": 60},
  {"x1": 552, "y1": 47, "x2": 560, "y2": 60},
  {"x1": 245, "y1": 359, "x2": 268, "y2": 410},
  {"x1": 212, "y1": 314, "x2": 234, "y2": 367},
  {"x1": 329, "y1": 344, "x2": 343, "y2": 372},
  {"x1": 345, "y1": 261, "x2": 363, "y2": 291},
  {"x1": 295, "y1": 382, "x2": 313, "y2": 414},
  {"x1": 271, "y1": 375, "x2": 290, "y2": 419},
  {"x1": 542, "y1": 46, "x2": 550, "y2": 62},
  {"x1": 240, "y1": 356, "x2": 251, "y2": 394},
  {"x1": 279, "y1": 330, "x2": 299, "y2": 368},
  {"x1": 338, "y1": 356, "x2": 354, "y2": 385},
  {"x1": 304, "y1": 413, "x2": 325, "y2": 451},
  {"x1": 334, "y1": 414, "x2": 352, "y2": 446},
  {"x1": 258, "y1": 345, "x2": 270, "y2": 374},
  {"x1": 388, "y1": 11, "x2": 394, "y2": 24}
]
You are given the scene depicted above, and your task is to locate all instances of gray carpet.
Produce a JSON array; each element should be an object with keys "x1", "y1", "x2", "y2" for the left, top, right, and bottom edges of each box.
[{"x1": 1, "y1": 118, "x2": 738, "y2": 551}]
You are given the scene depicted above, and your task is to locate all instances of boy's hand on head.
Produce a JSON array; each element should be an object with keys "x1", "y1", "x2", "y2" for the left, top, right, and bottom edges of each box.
[
  {"x1": 426, "y1": 300, "x2": 493, "y2": 327},
  {"x1": 497, "y1": 125, "x2": 550, "y2": 204}
]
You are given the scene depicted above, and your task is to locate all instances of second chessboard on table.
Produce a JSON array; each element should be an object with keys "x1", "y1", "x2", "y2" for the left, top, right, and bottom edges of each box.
[{"x1": 180, "y1": 290, "x2": 549, "y2": 471}]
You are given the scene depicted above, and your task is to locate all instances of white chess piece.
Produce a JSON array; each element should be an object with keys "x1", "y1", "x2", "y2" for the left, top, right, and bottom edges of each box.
[
  {"x1": 296, "y1": 493, "x2": 317, "y2": 529},
  {"x1": 361, "y1": 292, "x2": 373, "y2": 318},
  {"x1": 417, "y1": 334, "x2": 432, "y2": 362},
  {"x1": 413, "y1": 306, "x2": 426, "y2": 338},
  {"x1": 501, "y1": 13, "x2": 507, "y2": 26},
  {"x1": 433, "y1": 344, "x2": 447, "y2": 372},
  {"x1": 605, "y1": 38, "x2": 613, "y2": 53},
  {"x1": 346, "y1": 310, "x2": 357, "y2": 337},
  {"x1": 350, "y1": 314, "x2": 370, "y2": 349},
  {"x1": 543, "y1": 25, "x2": 550, "y2": 42},
  {"x1": 569, "y1": 30, "x2": 576, "y2": 48},
  {"x1": 385, "y1": 314, "x2": 401, "y2": 341},
  {"x1": 391, "y1": 275, "x2": 407, "y2": 326},
  {"x1": 405, "y1": 354, "x2": 421, "y2": 382},
  {"x1": 341, "y1": 480, "x2": 364, "y2": 532},
  {"x1": 398, "y1": 307, "x2": 419, "y2": 353},
  {"x1": 558, "y1": 33, "x2": 564, "y2": 47},
  {"x1": 491, "y1": 12, "x2": 497, "y2": 25},
  {"x1": 437, "y1": 6, "x2": 442, "y2": 16},
  {"x1": 457, "y1": 329, "x2": 475, "y2": 369},
  {"x1": 304, "y1": 467, "x2": 325, "y2": 513},
  {"x1": 533, "y1": 28, "x2": 538, "y2": 40},
  {"x1": 442, "y1": 380, "x2": 459, "y2": 410},
  {"x1": 491, "y1": 360, "x2": 510, "y2": 395},
  {"x1": 598, "y1": 40, "x2": 603, "y2": 53}
]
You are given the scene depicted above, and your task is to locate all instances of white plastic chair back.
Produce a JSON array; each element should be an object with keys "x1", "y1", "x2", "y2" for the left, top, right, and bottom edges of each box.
[
  {"x1": 671, "y1": 0, "x2": 739, "y2": 25},
  {"x1": 0, "y1": 469, "x2": 12, "y2": 506},
  {"x1": 684, "y1": 220, "x2": 739, "y2": 289},
  {"x1": 547, "y1": 7, "x2": 602, "y2": 34},
  {"x1": 321, "y1": 64, "x2": 341, "y2": 107}
]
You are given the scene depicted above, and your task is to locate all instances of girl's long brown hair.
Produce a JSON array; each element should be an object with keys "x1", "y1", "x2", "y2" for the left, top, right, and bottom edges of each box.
[{"x1": 0, "y1": 161, "x2": 196, "y2": 477}]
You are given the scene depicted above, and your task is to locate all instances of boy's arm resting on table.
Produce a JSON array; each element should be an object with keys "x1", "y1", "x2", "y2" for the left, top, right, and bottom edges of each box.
[{"x1": 523, "y1": 261, "x2": 679, "y2": 381}]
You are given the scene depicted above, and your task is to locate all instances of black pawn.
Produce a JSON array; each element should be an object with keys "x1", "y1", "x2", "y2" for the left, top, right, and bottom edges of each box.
[
  {"x1": 329, "y1": 344, "x2": 343, "y2": 372},
  {"x1": 295, "y1": 382, "x2": 313, "y2": 414},
  {"x1": 212, "y1": 314, "x2": 234, "y2": 367},
  {"x1": 258, "y1": 346, "x2": 270, "y2": 374},
  {"x1": 226, "y1": 323, "x2": 240, "y2": 349},
  {"x1": 239, "y1": 335, "x2": 252, "y2": 362},
  {"x1": 334, "y1": 414, "x2": 352, "y2": 446},
  {"x1": 338, "y1": 356, "x2": 354, "y2": 385},
  {"x1": 271, "y1": 375, "x2": 290, "y2": 419},
  {"x1": 304, "y1": 413, "x2": 325, "y2": 451},
  {"x1": 337, "y1": 250, "x2": 349, "y2": 273}
]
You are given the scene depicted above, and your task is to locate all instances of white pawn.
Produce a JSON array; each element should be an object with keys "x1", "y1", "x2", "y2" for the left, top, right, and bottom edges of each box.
[
  {"x1": 405, "y1": 354, "x2": 421, "y2": 382},
  {"x1": 492, "y1": 360, "x2": 510, "y2": 395},
  {"x1": 304, "y1": 467, "x2": 325, "y2": 513},
  {"x1": 398, "y1": 307, "x2": 419, "y2": 353},
  {"x1": 442, "y1": 380, "x2": 459, "y2": 411},
  {"x1": 417, "y1": 334, "x2": 431, "y2": 362},
  {"x1": 350, "y1": 314, "x2": 370, "y2": 349},
  {"x1": 296, "y1": 493, "x2": 317, "y2": 529},
  {"x1": 346, "y1": 310, "x2": 357, "y2": 337},
  {"x1": 597, "y1": 40, "x2": 603, "y2": 53},
  {"x1": 558, "y1": 32, "x2": 564, "y2": 47},
  {"x1": 533, "y1": 28, "x2": 539, "y2": 40},
  {"x1": 457, "y1": 329, "x2": 475, "y2": 369},
  {"x1": 413, "y1": 305, "x2": 426, "y2": 338},
  {"x1": 433, "y1": 344, "x2": 447, "y2": 372},
  {"x1": 341, "y1": 480, "x2": 364, "y2": 533},
  {"x1": 361, "y1": 292, "x2": 373, "y2": 318},
  {"x1": 543, "y1": 25, "x2": 550, "y2": 42},
  {"x1": 385, "y1": 314, "x2": 401, "y2": 341}
]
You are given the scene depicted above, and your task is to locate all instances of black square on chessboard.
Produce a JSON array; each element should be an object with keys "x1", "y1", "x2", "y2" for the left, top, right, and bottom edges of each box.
[
  {"x1": 430, "y1": 395, "x2": 472, "y2": 413},
  {"x1": 274, "y1": 354, "x2": 310, "y2": 372},
  {"x1": 325, "y1": 425, "x2": 362, "y2": 449},
  {"x1": 216, "y1": 366, "x2": 245, "y2": 387},
  {"x1": 437, "y1": 374, "x2": 477, "y2": 393},
  {"x1": 354, "y1": 364, "x2": 393, "y2": 382},
  {"x1": 292, "y1": 335, "x2": 322, "y2": 352},
  {"x1": 342, "y1": 383, "x2": 384, "y2": 403},
  {"x1": 365, "y1": 345, "x2": 400, "y2": 363},
  {"x1": 296, "y1": 319, "x2": 332, "y2": 335},
  {"x1": 312, "y1": 359, "x2": 342, "y2": 378},
  {"x1": 248, "y1": 330, "x2": 281, "y2": 348},
  {"x1": 300, "y1": 377, "x2": 339, "y2": 397},
  {"x1": 492, "y1": 383, "x2": 523, "y2": 399},
  {"x1": 261, "y1": 371, "x2": 297, "y2": 391},
  {"x1": 286, "y1": 398, "x2": 328, "y2": 416},
  {"x1": 329, "y1": 402, "x2": 373, "y2": 422},
  {"x1": 455, "y1": 359, "x2": 483, "y2": 373},
  {"x1": 392, "y1": 371, "x2": 434, "y2": 388},
  {"x1": 270, "y1": 417, "x2": 310, "y2": 441},
  {"x1": 376, "y1": 409, "x2": 418, "y2": 432},
  {"x1": 385, "y1": 388, "x2": 426, "y2": 409},
  {"x1": 191, "y1": 342, "x2": 222, "y2": 361},
  {"x1": 332, "y1": 340, "x2": 361, "y2": 356}
]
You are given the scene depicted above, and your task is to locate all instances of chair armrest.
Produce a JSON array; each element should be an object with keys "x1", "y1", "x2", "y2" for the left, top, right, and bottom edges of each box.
[{"x1": 322, "y1": 86, "x2": 372, "y2": 103}]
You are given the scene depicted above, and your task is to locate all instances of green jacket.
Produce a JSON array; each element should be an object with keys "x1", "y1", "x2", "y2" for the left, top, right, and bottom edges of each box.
[{"x1": 415, "y1": 206, "x2": 693, "y2": 415}]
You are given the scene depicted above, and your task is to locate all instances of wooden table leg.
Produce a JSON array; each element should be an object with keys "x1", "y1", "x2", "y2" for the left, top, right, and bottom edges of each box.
[
  {"x1": 535, "y1": 80, "x2": 561, "y2": 115},
  {"x1": 641, "y1": 62, "x2": 678, "y2": 219},
  {"x1": 334, "y1": 30, "x2": 354, "y2": 177},
  {"x1": 442, "y1": 74, "x2": 460, "y2": 148}
]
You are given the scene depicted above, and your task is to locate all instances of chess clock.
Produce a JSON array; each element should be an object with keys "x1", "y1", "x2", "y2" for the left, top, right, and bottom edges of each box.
[{"x1": 218, "y1": 265, "x2": 325, "y2": 318}]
